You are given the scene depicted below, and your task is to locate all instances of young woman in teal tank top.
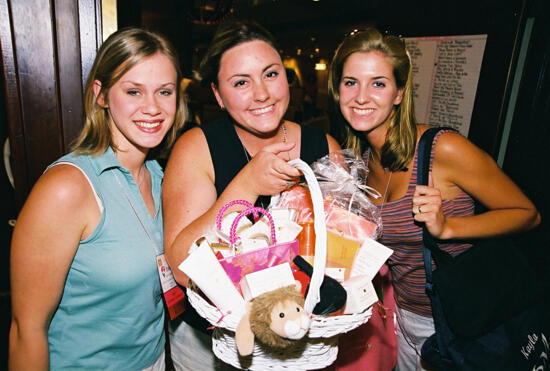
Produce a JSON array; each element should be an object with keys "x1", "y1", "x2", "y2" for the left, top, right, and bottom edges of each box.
[{"x1": 9, "y1": 28, "x2": 187, "y2": 370}]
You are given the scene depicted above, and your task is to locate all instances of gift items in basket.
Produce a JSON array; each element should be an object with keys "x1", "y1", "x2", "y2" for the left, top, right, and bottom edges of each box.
[
  {"x1": 273, "y1": 152, "x2": 396, "y2": 371},
  {"x1": 179, "y1": 159, "x2": 384, "y2": 370},
  {"x1": 276, "y1": 151, "x2": 391, "y2": 282}
]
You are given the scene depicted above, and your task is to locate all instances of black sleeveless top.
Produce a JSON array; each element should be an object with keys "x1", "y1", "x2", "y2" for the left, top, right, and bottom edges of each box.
[
  {"x1": 179, "y1": 117, "x2": 329, "y2": 333},
  {"x1": 201, "y1": 117, "x2": 329, "y2": 208}
]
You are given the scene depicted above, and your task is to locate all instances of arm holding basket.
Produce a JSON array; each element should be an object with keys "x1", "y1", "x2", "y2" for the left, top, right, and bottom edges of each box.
[{"x1": 163, "y1": 128, "x2": 301, "y2": 286}]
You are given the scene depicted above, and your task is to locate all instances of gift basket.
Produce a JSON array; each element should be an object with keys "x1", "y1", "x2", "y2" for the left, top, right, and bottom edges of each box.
[{"x1": 181, "y1": 159, "x2": 376, "y2": 370}]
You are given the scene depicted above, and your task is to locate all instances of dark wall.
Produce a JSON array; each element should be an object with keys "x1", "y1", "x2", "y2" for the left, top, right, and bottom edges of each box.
[
  {"x1": 503, "y1": 0, "x2": 550, "y2": 283},
  {"x1": 122, "y1": 0, "x2": 527, "y2": 158}
]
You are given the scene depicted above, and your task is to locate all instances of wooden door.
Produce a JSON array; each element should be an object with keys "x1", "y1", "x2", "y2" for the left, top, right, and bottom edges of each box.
[{"x1": 0, "y1": 0, "x2": 103, "y2": 211}]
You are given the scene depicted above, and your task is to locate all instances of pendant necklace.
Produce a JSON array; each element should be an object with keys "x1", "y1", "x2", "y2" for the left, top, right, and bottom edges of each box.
[
  {"x1": 240, "y1": 122, "x2": 288, "y2": 210},
  {"x1": 365, "y1": 148, "x2": 392, "y2": 210},
  {"x1": 381, "y1": 170, "x2": 392, "y2": 209},
  {"x1": 241, "y1": 122, "x2": 288, "y2": 162}
]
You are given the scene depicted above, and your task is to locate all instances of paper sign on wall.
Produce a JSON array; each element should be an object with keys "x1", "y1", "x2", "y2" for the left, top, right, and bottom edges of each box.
[{"x1": 404, "y1": 35, "x2": 487, "y2": 136}]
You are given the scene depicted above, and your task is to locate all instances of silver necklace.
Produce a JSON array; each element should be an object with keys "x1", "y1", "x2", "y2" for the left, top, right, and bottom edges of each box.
[
  {"x1": 241, "y1": 122, "x2": 287, "y2": 162},
  {"x1": 381, "y1": 171, "x2": 392, "y2": 209},
  {"x1": 365, "y1": 148, "x2": 392, "y2": 209},
  {"x1": 113, "y1": 172, "x2": 160, "y2": 255}
]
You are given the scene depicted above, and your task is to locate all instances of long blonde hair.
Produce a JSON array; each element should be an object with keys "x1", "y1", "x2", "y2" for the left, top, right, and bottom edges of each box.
[
  {"x1": 328, "y1": 28, "x2": 416, "y2": 171},
  {"x1": 72, "y1": 27, "x2": 187, "y2": 157}
]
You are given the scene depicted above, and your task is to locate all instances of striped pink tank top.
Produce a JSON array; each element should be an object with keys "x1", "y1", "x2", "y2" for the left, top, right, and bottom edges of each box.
[{"x1": 376, "y1": 130, "x2": 475, "y2": 317}]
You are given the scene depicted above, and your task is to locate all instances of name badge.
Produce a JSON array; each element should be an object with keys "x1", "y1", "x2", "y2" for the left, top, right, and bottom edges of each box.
[{"x1": 156, "y1": 254, "x2": 186, "y2": 320}]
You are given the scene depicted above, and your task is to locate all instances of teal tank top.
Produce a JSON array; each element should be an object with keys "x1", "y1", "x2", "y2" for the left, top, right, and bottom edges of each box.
[{"x1": 47, "y1": 148, "x2": 165, "y2": 370}]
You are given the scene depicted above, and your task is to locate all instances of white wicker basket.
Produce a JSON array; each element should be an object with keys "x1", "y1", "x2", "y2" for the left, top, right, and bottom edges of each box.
[{"x1": 186, "y1": 159, "x2": 373, "y2": 370}]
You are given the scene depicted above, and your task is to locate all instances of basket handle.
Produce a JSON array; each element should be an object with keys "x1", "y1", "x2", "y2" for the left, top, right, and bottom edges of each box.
[
  {"x1": 287, "y1": 159, "x2": 327, "y2": 314},
  {"x1": 229, "y1": 206, "x2": 276, "y2": 248},
  {"x1": 215, "y1": 199, "x2": 259, "y2": 231}
]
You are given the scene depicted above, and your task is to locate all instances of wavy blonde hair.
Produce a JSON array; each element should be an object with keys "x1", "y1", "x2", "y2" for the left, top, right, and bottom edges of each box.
[
  {"x1": 72, "y1": 27, "x2": 187, "y2": 157},
  {"x1": 328, "y1": 28, "x2": 416, "y2": 171}
]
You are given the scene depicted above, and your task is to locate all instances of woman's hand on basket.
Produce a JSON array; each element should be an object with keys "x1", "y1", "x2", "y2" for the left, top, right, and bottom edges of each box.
[{"x1": 244, "y1": 142, "x2": 301, "y2": 196}]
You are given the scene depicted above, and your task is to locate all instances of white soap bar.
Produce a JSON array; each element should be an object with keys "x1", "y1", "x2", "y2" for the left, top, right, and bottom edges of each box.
[
  {"x1": 342, "y1": 275, "x2": 378, "y2": 314},
  {"x1": 178, "y1": 244, "x2": 245, "y2": 313},
  {"x1": 240, "y1": 263, "x2": 296, "y2": 302}
]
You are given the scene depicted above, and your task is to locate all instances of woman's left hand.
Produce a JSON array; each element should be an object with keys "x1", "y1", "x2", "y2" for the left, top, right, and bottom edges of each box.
[{"x1": 412, "y1": 184, "x2": 447, "y2": 238}]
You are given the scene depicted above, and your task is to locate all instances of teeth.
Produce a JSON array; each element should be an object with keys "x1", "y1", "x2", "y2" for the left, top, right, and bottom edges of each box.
[
  {"x1": 251, "y1": 105, "x2": 273, "y2": 114},
  {"x1": 353, "y1": 108, "x2": 374, "y2": 115},
  {"x1": 136, "y1": 121, "x2": 160, "y2": 128}
]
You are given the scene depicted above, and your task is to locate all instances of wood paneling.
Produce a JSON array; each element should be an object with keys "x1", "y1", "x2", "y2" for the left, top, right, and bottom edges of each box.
[
  {"x1": 0, "y1": 0, "x2": 101, "y2": 211},
  {"x1": 0, "y1": 0, "x2": 29, "y2": 209},
  {"x1": 54, "y1": 0, "x2": 86, "y2": 149},
  {"x1": 11, "y1": 1, "x2": 62, "y2": 193}
]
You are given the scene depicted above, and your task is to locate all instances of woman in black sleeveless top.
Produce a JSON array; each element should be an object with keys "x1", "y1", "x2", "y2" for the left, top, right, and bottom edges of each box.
[{"x1": 162, "y1": 20, "x2": 341, "y2": 370}]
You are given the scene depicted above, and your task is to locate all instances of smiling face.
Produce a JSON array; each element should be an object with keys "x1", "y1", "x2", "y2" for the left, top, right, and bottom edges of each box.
[
  {"x1": 339, "y1": 50, "x2": 403, "y2": 136},
  {"x1": 95, "y1": 52, "x2": 177, "y2": 153},
  {"x1": 212, "y1": 39, "x2": 289, "y2": 136}
]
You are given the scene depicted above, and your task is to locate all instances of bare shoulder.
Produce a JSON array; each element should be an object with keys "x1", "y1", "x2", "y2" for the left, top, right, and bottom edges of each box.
[
  {"x1": 326, "y1": 133, "x2": 342, "y2": 153},
  {"x1": 14, "y1": 163, "x2": 98, "y2": 245},
  {"x1": 165, "y1": 126, "x2": 212, "y2": 178},
  {"x1": 431, "y1": 129, "x2": 490, "y2": 166},
  {"x1": 33, "y1": 164, "x2": 97, "y2": 210},
  {"x1": 169, "y1": 126, "x2": 208, "y2": 160},
  {"x1": 166, "y1": 127, "x2": 213, "y2": 177}
]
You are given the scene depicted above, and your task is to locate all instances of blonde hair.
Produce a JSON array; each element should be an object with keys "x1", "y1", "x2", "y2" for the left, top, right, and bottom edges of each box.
[
  {"x1": 328, "y1": 28, "x2": 416, "y2": 171},
  {"x1": 72, "y1": 27, "x2": 187, "y2": 157}
]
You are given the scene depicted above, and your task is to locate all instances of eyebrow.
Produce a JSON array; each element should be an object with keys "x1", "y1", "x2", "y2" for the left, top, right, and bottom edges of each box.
[
  {"x1": 226, "y1": 63, "x2": 281, "y2": 81},
  {"x1": 342, "y1": 75, "x2": 390, "y2": 80},
  {"x1": 119, "y1": 81, "x2": 176, "y2": 88}
]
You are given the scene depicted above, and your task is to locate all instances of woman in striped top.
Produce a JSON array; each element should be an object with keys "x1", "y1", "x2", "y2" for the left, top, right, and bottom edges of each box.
[{"x1": 328, "y1": 28, "x2": 540, "y2": 370}]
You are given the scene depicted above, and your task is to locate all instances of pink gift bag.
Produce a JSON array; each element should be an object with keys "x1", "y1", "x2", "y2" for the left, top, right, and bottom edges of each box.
[{"x1": 216, "y1": 202, "x2": 300, "y2": 287}]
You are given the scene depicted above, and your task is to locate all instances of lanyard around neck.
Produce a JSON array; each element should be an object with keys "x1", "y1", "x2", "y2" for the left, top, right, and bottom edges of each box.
[{"x1": 113, "y1": 171, "x2": 161, "y2": 256}]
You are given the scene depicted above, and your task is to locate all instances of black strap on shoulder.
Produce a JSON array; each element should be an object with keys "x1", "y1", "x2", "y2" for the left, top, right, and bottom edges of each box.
[{"x1": 417, "y1": 127, "x2": 457, "y2": 282}]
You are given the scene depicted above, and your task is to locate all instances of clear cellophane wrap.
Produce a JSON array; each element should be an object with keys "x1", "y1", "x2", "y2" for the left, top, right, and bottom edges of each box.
[{"x1": 277, "y1": 150, "x2": 382, "y2": 242}]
